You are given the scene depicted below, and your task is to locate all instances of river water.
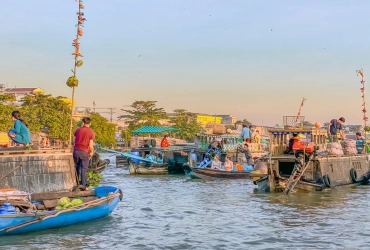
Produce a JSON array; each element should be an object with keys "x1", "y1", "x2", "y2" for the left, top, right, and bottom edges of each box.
[{"x1": 1, "y1": 154, "x2": 370, "y2": 250}]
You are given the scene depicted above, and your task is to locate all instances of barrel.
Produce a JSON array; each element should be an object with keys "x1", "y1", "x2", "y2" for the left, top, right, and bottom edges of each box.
[{"x1": 130, "y1": 151, "x2": 140, "y2": 164}]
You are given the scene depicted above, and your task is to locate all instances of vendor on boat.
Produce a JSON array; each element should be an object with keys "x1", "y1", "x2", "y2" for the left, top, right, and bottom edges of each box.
[
  {"x1": 327, "y1": 117, "x2": 345, "y2": 142},
  {"x1": 285, "y1": 133, "x2": 300, "y2": 154},
  {"x1": 160, "y1": 135, "x2": 170, "y2": 147},
  {"x1": 356, "y1": 132, "x2": 366, "y2": 154},
  {"x1": 155, "y1": 152, "x2": 164, "y2": 164},
  {"x1": 73, "y1": 117, "x2": 95, "y2": 189},
  {"x1": 211, "y1": 155, "x2": 222, "y2": 170},
  {"x1": 224, "y1": 155, "x2": 233, "y2": 171},
  {"x1": 241, "y1": 124, "x2": 251, "y2": 142},
  {"x1": 253, "y1": 130, "x2": 261, "y2": 144},
  {"x1": 238, "y1": 142, "x2": 253, "y2": 166},
  {"x1": 8, "y1": 111, "x2": 32, "y2": 149}
]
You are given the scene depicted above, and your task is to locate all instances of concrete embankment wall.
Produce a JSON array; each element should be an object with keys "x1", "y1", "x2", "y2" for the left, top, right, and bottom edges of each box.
[{"x1": 0, "y1": 150, "x2": 77, "y2": 193}]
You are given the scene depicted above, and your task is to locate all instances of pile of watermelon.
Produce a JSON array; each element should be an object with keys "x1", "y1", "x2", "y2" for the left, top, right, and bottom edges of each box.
[{"x1": 55, "y1": 197, "x2": 84, "y2": 210}]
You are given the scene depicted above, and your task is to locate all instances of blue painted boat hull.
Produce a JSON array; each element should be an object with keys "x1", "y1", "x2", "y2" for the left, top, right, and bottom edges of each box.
[{"x1": 0, "y1": 186, "x2": 121, "y2": 235}]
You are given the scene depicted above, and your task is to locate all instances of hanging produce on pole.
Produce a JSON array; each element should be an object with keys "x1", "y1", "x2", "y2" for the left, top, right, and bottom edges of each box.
[{"x1": 68, "y1": 0, "x2": 86, "y2": 146}]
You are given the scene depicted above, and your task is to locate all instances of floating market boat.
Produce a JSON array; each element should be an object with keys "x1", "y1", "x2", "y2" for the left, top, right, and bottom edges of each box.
[
  {"x1": 100, "y1": 146, "x2": 198, "y2": 175},
  {"x1": 0, "y1": 186, "x2": 122, "y2": 235},
  {"x1": 89, "y1": 152, "x2": 110, "y2": 174},
  {"x1": 250, "y1": 116, "x2": 370, "y2": 194},
  {"x1": 183, "y1": 165, "x2": 253, "y2": 180},
  {"x1": 182, "y1": 148, "x2": 263, "y2": 180}
]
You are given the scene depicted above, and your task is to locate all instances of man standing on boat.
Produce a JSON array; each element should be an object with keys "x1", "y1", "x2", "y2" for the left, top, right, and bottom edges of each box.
[
  {"x1": 327, "y1": 117, "x2": 345, "y2": 142},
  {"x1": 241, "y1": 124, "x2": 251, "y2": 142},
  {"x1": 73, "y1": 117, "x2": 95, "y2": 189}
]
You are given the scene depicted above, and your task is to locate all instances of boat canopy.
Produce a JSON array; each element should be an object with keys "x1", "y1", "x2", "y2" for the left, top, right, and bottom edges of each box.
[{"x1": 132, "y1": 126, "x2": 178, "y2": 134}]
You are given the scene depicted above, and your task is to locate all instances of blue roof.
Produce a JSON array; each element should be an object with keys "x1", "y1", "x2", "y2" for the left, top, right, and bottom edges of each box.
[{"x1": 132, "y1": 126, "x2": 178, "y2": 134}]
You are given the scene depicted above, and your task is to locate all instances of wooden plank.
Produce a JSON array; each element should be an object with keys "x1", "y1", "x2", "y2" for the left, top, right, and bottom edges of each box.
[
  {"x1": 43, "y1": 199, "x2": 58, "y2": 209},
  {"x1": 0, "y1": 200, "x2": 33, "y2": 208},
  {"x1": 31, "y1": 190, "x2": 96, "y2": 201},
  {"x1": 36, "y1": 204, "x2": 46, "y2": 210}
]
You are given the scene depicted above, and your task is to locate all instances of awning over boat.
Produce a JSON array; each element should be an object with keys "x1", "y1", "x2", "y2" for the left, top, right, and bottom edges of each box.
[{"x1": 132, "y1": 126, "x2": 178, "y2": 134}]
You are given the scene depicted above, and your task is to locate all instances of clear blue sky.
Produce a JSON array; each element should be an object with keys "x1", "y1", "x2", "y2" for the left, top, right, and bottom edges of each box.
[{"x1": 0, "y1": 0, "x2": 370, "y2": 126}]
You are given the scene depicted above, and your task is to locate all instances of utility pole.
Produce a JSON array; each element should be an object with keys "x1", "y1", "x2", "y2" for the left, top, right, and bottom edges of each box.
[{"x1": 93, "y1": 101, "x2": 96, "y2": 112}]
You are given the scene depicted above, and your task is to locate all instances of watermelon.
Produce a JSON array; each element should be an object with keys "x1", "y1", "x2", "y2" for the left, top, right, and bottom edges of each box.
[
  {"x1": 57, "y1": 197, "x2": 70, "y2": 207},
  {"x1": 71, "y1": 199, "x2": 83, "y2": 207}
]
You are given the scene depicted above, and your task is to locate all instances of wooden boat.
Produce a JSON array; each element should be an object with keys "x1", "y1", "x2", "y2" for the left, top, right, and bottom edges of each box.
[
  {"x1": 89, "y1": 152, "x2": 110, "y2": 174},
  {"x1": 250, "y1": 120, "x2": 370, "y2": 194},
  {"x1": 0, "y1": 186, "x2": 122, "y2": 235},
  {"x1": 99, "y1": 146, "x2": 199, "y2": 175},
  {"x1": 183, "y1": 164, "x2": 252, "y2": 180},
  {"x1": 128, "y1": 162, "x2": 168, "y2": 175}
]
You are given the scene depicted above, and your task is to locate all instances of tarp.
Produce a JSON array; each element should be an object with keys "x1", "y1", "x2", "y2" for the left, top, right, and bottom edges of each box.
[{"x1": 132, "y1": 126, "x2": 178, "y2": 134}]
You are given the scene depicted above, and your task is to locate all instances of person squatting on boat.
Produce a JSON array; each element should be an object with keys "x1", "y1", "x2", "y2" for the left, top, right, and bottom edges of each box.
[
  {"x1": 160, "y1": 135, "x2": 170, "y2": 147},
  {"x1": 8, "y1": 111, "x2": 32, "y2": 149},
  {"x1": 73, "y1": 117, "x2": 95, "y2": 189},
  {"x1": 285, "y1": 133, "x2": 300, "y2": 154},
  {"x1": 356, "y1": 132, "x2": 366, "y2": 154},
  {"x1": 238, "y1": 142, "x2": 253, "y2": 166},
  {"x1": 327, "y1": 117, "x2": 345, "y2": 142},
  {"x1": 241, "y1": 124, "x2": 251, "y2": 142}
]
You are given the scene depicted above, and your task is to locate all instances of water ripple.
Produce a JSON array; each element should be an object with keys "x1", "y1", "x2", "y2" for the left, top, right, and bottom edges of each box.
[{"x1": 1, "y1": 154, "x2": 370, "y2": 249}]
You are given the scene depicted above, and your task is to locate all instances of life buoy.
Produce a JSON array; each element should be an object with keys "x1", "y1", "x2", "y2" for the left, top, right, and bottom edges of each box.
[
  {"x1": 323, "y1": 175, "x2": 331, "y2": 188},
  {"x1": 350, "y1": 168, "x2": 358, "y2": 183}
]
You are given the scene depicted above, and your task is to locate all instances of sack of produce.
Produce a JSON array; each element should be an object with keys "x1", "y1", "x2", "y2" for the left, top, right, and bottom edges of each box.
[
  {"x1": 326, "y1": 142, "x2": 344, "y2": 156},
  {"x1": 55, "y1": 206, "x2": 63, "y2": 210},
  {"x1": 341, "y1": 139, "x2": 358, "y2": 155},
  {"x1": 57, "y1": 197, "x2": 70, "y2": 207}
]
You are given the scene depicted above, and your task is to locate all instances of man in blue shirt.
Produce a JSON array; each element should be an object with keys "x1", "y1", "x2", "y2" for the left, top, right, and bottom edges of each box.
[
  {"x1": 241, "y1": 124, "x2": 251, "y2": 142},
  {"x1": 327, "y1": 117, "x2": 345, "y2": 142},
  {"x1": 356, "y1": 132, "x2": 366, "y2": 154}
]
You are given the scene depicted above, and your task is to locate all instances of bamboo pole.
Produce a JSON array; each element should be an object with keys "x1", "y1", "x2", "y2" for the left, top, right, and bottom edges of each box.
[
  {"x1": 357, "y1": 69, "x2": 367, "y2": 153},
  {"x1": 68, "y1": 0, "x2": 86, "y2": 148}
]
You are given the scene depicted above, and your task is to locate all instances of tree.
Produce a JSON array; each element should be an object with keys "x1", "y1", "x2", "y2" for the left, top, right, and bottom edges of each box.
[
  {"x1": 235, "y1": 119, "x2": 252, "y2": 125},
  {"x1": 89, "y1": 112, "x2": 116, "y2": 147},
  {"x1": 0, "y1": 103, "x2": 16, "y2": 132},
  {"x1": 118, "y1": 101, "x2": 168, "y2": 131},
  {"x1": 21, "y1": 94, "x2": 75, "y2": 140},
  {"x1": 302, "y1": 121, "x2": 314, "y2": 127},
  {"x1": 0, "y1": 94, "x2": 16, "y2": 104},
  {"x1": 170, "y1": 109, "x2": 202, "y2": 142}
]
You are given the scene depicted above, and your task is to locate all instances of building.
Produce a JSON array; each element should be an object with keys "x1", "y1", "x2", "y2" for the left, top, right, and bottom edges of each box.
[
  {"x1": 0, "y1": 86, "x2": 46, "y2": 106},
  {"x1": 216, "y1": 115, "x2": 237, "y2": 125},
  {"x1": 196, "y1": 114, "x2": 222, "y2": 126}
]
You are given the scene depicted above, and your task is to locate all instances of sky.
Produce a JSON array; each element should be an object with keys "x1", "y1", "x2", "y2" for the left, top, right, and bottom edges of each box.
[{"x1": 1, "y1": 0, "x2": 370, "y2": 126}]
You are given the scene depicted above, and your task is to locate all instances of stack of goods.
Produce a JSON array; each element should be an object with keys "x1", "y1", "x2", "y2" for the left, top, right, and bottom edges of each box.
[
  {"x1": 341, "y1": 139, "x2": 358, "y2": 155},
  {"x1": 55, "y1": 197, "x2": 83, "y2": 210},
  {"x1": 326, "y1": 142, "x2": 344, "y2": 156},
  {"x1": 0, "y1": 189, "x2": 36, "y2": 214}
]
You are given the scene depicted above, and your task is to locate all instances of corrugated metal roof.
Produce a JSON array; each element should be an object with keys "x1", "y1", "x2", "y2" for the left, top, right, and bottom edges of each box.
[{"x1": 132, "y1": 126, "x2": 178, "y2": 134}]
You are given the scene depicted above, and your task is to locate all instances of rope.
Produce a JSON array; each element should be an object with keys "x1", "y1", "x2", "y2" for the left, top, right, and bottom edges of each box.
[
  {"x1": 1, "y1": 192, "x2": 121, "y2": 233},
  {"x1": 0, "y1": 164, "x2": 23, "y2": 182}
]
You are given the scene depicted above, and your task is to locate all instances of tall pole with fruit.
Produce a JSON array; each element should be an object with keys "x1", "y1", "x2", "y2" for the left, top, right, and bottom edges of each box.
[{"x1": 67, "y1": 0, "x2": 86, "y2": 148}]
